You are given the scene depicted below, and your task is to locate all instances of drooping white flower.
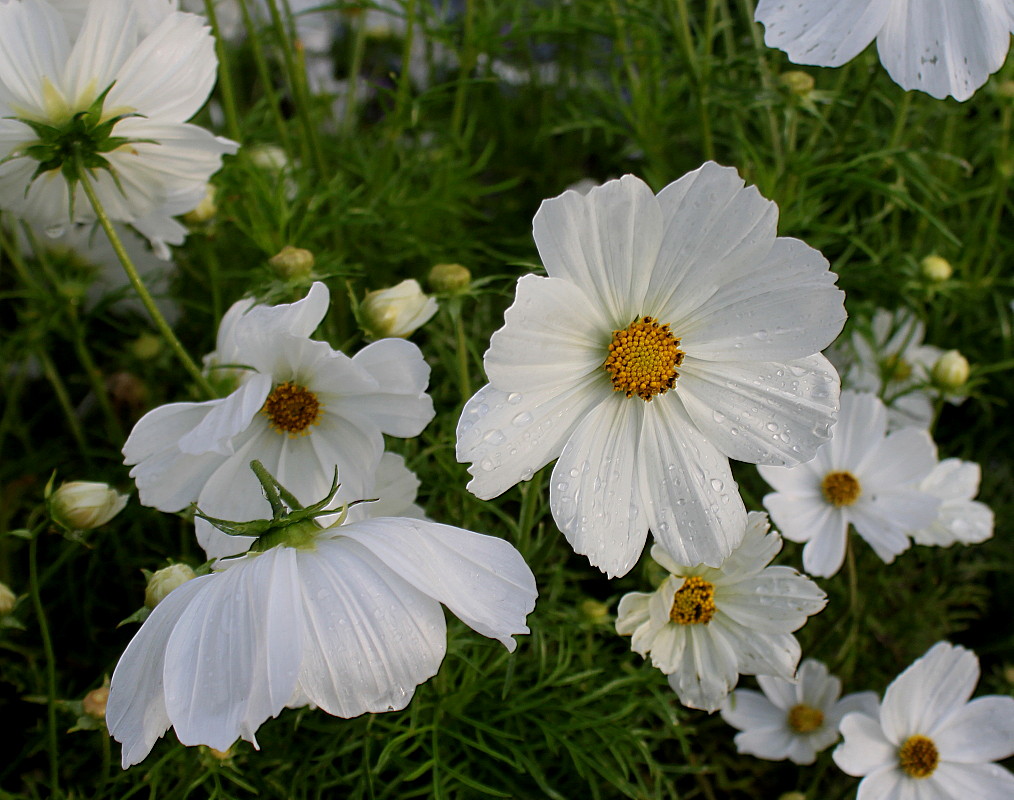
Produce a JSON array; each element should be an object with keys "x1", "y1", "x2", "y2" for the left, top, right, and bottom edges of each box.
[
  {"x1": 457, "y1": 164, "x2": 846, "y2": 577},
  {"x1": 833, "y1": 642, "x2": 1014, "y2": 797},
  {"x1": 0, "y1": 0, "x2": 237, "y2": 257},
  {"x1": 758, "y1": 391, "x2": 940, "y2": 577},
  {"x1": 911, "y1": 459, "x2": 994, "y2": 548},
  {"x1": 754, "y1": 0, "x2": 1014, "y2": 101},
  {"x1": 106, "y1": 512, "x2": 537, "y2": 767},
  {"x1": 123, "y1": 282, "x2": 435, "y2": 558},
  {"x1": 615, "y1": 512, "x2": 827, "y2": 712},
  {"x1": 720, "y1": 658, "x2": 878, "y2": 765}
]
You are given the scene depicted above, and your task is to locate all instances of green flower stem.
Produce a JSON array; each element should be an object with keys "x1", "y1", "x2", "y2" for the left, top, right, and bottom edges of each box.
[
  {"x1": 237, "y1": 0, "x2": 294, "y2": 155},
  {"x1": 203, "y1": 0, "x2": 242, "y2": 143},
  {"x1": 451, "y1": 0, "x2": 476, "y2": 138},
  {"x1": 667, "y1": 0, "x2": 715, "y2": 161},
  {"x1": 343, "y1": 13, "x2": 369, "y2": 134},
  {"x1": 449, "y1": 298, "x2": 473, "y2": 406},
  {"x1": 37, "y1": 348, "x2": 89, "y2": 454},
  {"x1": 76, "y1": 169, "x2": 215, "y2": 399},
  {"x1": 28, "y1": 519, "x2": 60, "y2": 796},
  {"x1": 393, "y1": 0, "x2": 419, "y2": 134}
]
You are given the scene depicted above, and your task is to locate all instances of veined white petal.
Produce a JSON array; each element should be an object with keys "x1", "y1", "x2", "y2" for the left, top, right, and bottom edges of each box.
[
  {"x1": 721, "y1": 688, "x2": 785, "y2": 731},
  {"x1": 754, "y1": 0, "x2": 889, "y2": 68},
  {"x1": 854, "y1": 768, "x2": 906, "y2": 799},
  {"x1": 550, "y1": 395, "x2": 648, "y2": 578},
  {"x1": 931, "y1": 762, "x2": 1014, "y2": 797},
  {"x1": 0, "y1": 0, "x2": 70, "y2": 116},
  {"x1": 678, "y1": 354, "x2": 838, "y2": 466},
  {"x1": 720, "y1": 567, "x2": 827, "y2": 633},
  {"x1": 715, "y1": 616, "x2": 801, "y2": 679},
  {"x1": 177, "y1": 373, "x2": 272, "y2": 456},
  {"x1": 834, "y1": 712, "x2": 895, "y2": 776},
  {"x1": 533, "y1": 174, "x2": 663, "y2": 324},
  {"x1": 826, "y1": 391, "x2": 887, "y2": 472},
  {"x1": 614, "y1": 591, "x2": 652, "y2": 638},
  {"x1": 933, "y1": 696, "x2": 1014, "y2": 763},
  {"x1": 62, "y1": 0, "x2": 139, "y2": 107},
  {"x1": 223, "y1": 282, "x2": 330, "y2": 359},
  {"x1": 344, "y1": 338, "x2": 435, "y2": 437},
  {"x1": 860, "y1": 427, "x2": 937, "y2": 490},
  {"x1": 337, "y1": 517, "x2": 536, "y2": 650},
  {"x1": 667, "y1": 622, "x2": 740, "y2": 712}
]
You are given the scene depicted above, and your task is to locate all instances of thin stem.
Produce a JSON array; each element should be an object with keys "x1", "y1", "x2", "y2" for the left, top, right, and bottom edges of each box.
[
  {"x1": 203, "y1": 0, "x2": 242, "y2": 143},
  {"x1": 451, "y1": 298, "x2": 472, "y2": 405},
  {"x1": 29, "y1": 522, "x2": 60, "y2": 796},
  {"x1": 393, "y1": 0, "x2": 419, "y2": 134},
  {"x1": 343, "y1": 13, "x2": 369, "y2": 134},
  {"x1": 668, "y1": 0, "x2": 714, "y2": 161},
  {"x1": 76, "y1": 169, "x2": 215, "y2": 398},
  {"x1": 237, "y1": 0, "x2": 294, "y2": 153},
  {"x1": 37, "y1": 348, "x2": 88, "y2": 454},
  {"x1": 450, "y1": 0, "x2": 476, "y2": 138}
]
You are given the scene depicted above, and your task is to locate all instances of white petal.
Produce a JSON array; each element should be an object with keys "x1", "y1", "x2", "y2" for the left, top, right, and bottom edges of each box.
[
  {"x1": 639, "y1": 396, "x2": 747, "y2": 568},
  {"x1": 861, "y1": 427, "x2": 937, "y2": 491},
  {"x1": 0, "y1": 0, "x2": 70, "y2": 115},
  {"x1": 756, "y1": 672, "x2": 799, "y2": 711},
  {"x1": 757, "y1": 460, "x2": 823, "y2": 495},
  {"x1": 345, "y1": 338, "x2": 434, "y2": 437},
  {"x1": 484, "y1": 274, "x2": 609, "y2": 392},
  {"x1": 107, "y1": 574, "x2": 210, "y2": 767},
  {"x1": 532, "y1": 174, "x2": 663, "y2": 324},
  {"x1": 931, "y1": 762, "x2": 1014, "y2": 797},
  {"x1": 880, "y1": 642, "x2": 979, "y2": 744},
  {"x1": 678, "y1": 354, "x2": 838, "y2": 466},
  {"x1": 667, "y1": 622, "x2": 741, "y2": 712},
  {"x1": 735, "y1": 726, "x2": 798, "y2": 762},
  {"x1": 827, "y1": 391, "x2": 887, "y2": 472},
  {"x1": 754, "y1": 0, "x2": 888, "y2": 68},
  {"x1": 720, "y1": 566, "x2": 827, "y2": 633},
  {"x1": 715, "y1": 616, "x2": 802, "y2": 679},
  {"x1": 456, "y1": 378, "x2": 607, "y2": 501},
  {"x1": 292, "y1": 539, "x2": 447, "y2": 718},
  {"x1": 335, "y1": 517, "x2": 536, "y2": 651},
  {"x1": 834, "y1": 712, "x2": 895, "y2": 776},
  {"x1": 932, "y1": 696, "x2": 1014, "y2": 763},
  {"x1": 176, "y1": 374, "x2": 272, "y2": 456},
  {"x1": 831, "y1": 691, "x2": 881, "y2": 727},
  {"x1": 615, "y1": 591, "x2": 652, "y2": 637},
  {"x1": 721, "y1": 688, "x2": 785, "y2": 731},
  {"x1": 222, "y1": 282, "x2": 330, "y2": 356},
  {"x1": 854, "y1": 768, "x2": 906, "y2": 800},
  {"x1": 878, "y1": 0, "x2": 1012, "y2": 101},
  {"x1": 62, "y1": 0, "x2": 139, "y2": 105},
  {"x1": 550, "y1": 395, "x2": 648, "y2": 578}
]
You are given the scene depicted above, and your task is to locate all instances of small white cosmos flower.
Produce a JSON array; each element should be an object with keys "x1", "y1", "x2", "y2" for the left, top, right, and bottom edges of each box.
[
  {"x1": 0, "y1": 0, "x2": 237, "y2": 257},
  {"x1": 720, "y1": 658, "x2": 878, "y2": 765},
  {"x1": 123, "y1": 282, "x2": 435, "y2": 559},
  {"x1": 615, "y1": 512, "x2": 827, "y2": 712},
  {"x1": 833, "y1": 641, "x2": 1014, "y2": 798},
  {"x1": 759, "y1": 391, "x2": 940, "y2": 578},
  {"x1": 754, "y1": 0, "x2": 1014, "y2": 101},
  {"x1": 457, "y1": 163, "x2": 846, "y2": 577},
  {"x1": 911, "y1": 459, "x2": 994, "y2": 548},
  {"x1": 106, "y1": 493, "x2": 537, "y2": 767}
]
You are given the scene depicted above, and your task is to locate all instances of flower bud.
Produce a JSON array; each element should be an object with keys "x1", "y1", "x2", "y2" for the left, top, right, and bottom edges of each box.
[
  {"x1": 361, "y1": 279, "x2": 438, "y2": 339},
  {"x1": 83, "y1": 687, "x2": 109, "y2": 720},
  {"x1": 0, "y1": 581, "x2": 16, "y2": 615},
  {"x1": 183, "y1": 184, "x2": 218, "y2": 225},
  {"x1": 49, "y1": 481, "x2": 128, "y2": 531},
  {"x1": 580, "y1": 598, "x2": 610, "y2": 624},
  {"x1": 269, "y1": 246, "x2": 315, "y2": 280},
  {"x1": 920, "y1": 255, "x2": 952, "y2": 282},
  {"x1": 428, "y1": 263, "x2": 471, "y2": 294},
  {"x1": 130, "y1": 333, "x2": 162, "y2": 361},
  {"x1": 145, "y1": 563, "x2": 197, "y2": 609},
  {"x1": 932, "y1": 350, "x2": 970, "y2": 391},
  {"x1": 248, "y1": 144, "x2": 289, "y2": 173},
  {"x1": 780, "y1": 70, "x2": 815, "y2": 96},
  {"x1": 997, "y1": 80, "x2": 1014, "y2": 100}
]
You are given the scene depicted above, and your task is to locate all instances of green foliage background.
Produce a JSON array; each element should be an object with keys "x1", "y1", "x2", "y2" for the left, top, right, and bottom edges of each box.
[{"x1": 1, "y1": 1, "x2": 1012, "y2": 798}]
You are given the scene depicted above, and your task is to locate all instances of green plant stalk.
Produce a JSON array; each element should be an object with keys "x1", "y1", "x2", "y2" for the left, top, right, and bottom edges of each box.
[
  {"x1": 237, "y1": 0, "x2": 294, "y2": 154},
  {"x1": 667, "y1": 0, "x2": 715, "y2": 161},
  {"x1": 343, "y1": 13, "x2": 369, "y2": 134},
  {"x1": 28, "y1": 520, "x2": 60, "y2": 796},
  {"x1": 76, "y1": 168, "x2": 216, "y2": 399},
  {"x1": 203, "y1": 0, "x2": 242, "y2": 143},
  {"x1": 450, "y1": 298, "x2": 472, "y2": 406},
  {"x1": 393, "y1": 0, "x2": 419, "y2": 134},
  {"x1": 738, "y1": 0, "x2": 784, "y2": 168},
  {"x1": 450, "y1": 0, "x2": 477, "y2": 138},
  {"x1": 37, "y1": 348, "x2": 89, "y2": 454}
]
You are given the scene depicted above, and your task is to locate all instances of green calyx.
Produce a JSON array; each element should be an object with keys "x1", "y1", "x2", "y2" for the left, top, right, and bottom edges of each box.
[{"x1": 196, "y1": 460, "x2": 354, "y2": 554}]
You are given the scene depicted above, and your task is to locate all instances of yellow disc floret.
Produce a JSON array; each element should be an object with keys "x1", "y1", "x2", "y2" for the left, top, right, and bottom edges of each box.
[
  {"x1": 898, "y1": 735, "x2": 939, "y2": 779},
  {"x1": 787, "y1": 704, "x2": 825, "y2": 733},
  {"x1": 669, "y1": 576, "x2": 716, "y2": 625},
  {"x1": 262, "y1": 381, "x2": 322, "y2": 436},
  {"x1": 603, "y1": 316, "x2": 684, "y2": 401},
  {"x1": 821, "y1": 471, "x2": 862, "y2": 507}
]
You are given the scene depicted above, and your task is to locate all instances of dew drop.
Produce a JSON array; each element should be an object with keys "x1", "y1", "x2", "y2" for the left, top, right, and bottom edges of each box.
[
  {"x1": 512, "y1": 411, "x2": 533, "y2": 427},
  {"x1": 710, "y1": 479, "x2": 724, "y2": 491},
  {"x1": 483, "y1": 429, "x2": 506, "y2": 445},
  {"x1": 507, "y1": 392, "x2": 523, "y2": 405}
]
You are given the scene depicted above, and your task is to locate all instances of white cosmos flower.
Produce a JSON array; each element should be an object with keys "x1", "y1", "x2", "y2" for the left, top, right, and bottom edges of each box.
[
  {"x1": 123, "y1": 282, "x2": 435, "y2": 558},
  {"x1": 614, "y1": 512, "x2": 827, "y2": 712},
  {"x1": 720, "y1": 658, "x2": 878, "y2": 765},
  {"x1": 0, "y1": 0, "x2": 237, "y2": 258},
  {"x1": 911, "y1": 459, "x2": 994, "y2": 548},
  {"x1": 833, "y1": 642, "x2": 1014, "y2": 798},
  {"x1": 754, "y1": 0, "x2": 1014, "y2": 101},
  {"x1": 106, "y1": 514, "x2": 537, "y2": 767},
  {"x1": 457, "y1": 163, "x2": 846, "y2": 577},
  {"x1": 758, "y1": 391, "x2": 940, "y2": 578}
]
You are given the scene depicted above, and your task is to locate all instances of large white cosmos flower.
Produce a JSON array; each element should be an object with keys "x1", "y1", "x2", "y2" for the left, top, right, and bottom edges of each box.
[
  {"x1": 720, "y1": 658, "x2": 878, "y2": 765},
  {"x1": 615, "y1": 512, "x2": 827, "y2": 712},
  {"x1": 0, "y1": 0, "x2": 237, "y2": 257},
  {"x1": 754, "y1": 0, "x2": 1014, "y2": 102},
  {"x1": 123, "y1": 282, "x2": 435, "y2": 558},
  {"x1": 457, "y1": 163, "x2": 846, "y2": 576},
  {"x1": 106, "y1": 512, "x2": 537, "y2": 767},
  {"x1": 833, "y1": 642, "x2": 1014, "y2": 798},
  {"x1": 759, "y1": 391, "x2": 940, "y2": 577}
]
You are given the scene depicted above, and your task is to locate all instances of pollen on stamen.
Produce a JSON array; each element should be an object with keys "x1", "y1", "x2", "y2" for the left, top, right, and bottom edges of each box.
[
  {"x1": 669, "y1": 576, "x2": 716, "y2": 625},
  {"x1": 262, "y1": 381, "x2": 323, "y2": 436},
  {"x1": 787, "y1": 704, "x2": 825, "y2": 733},
  {"x1": 898, "y1": 734, "x2": 939, "y2": 779},
  {"x1": 821, "y1": 470, "x2": 862, "y2": 507},
  {"x1": 603, "y1": 316, "x2": 684, "y2": 401}
]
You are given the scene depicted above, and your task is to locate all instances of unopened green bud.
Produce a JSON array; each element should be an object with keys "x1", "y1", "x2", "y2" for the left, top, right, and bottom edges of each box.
[
  {"x1": 580, "y1": 599, "x2": 610, "y2": 624},
  {"x1": 269, "y1": 246, "x2": 315, "y2": 280},
  {"x1": 131, "y1": 334, "x2": 162, "y2": 361},
  {"x1": 920, "y1": 255, "x2": 952, "y2": 282},
  {"x1": 361, "y1": 279, "x2": 438, "y2": 339},
  {"x1": 0, "y1": 581, "x2": 15, "y2": 615},
  {"x1": 248, "y1": 144, "x2": 289, "y2": 173},
  {"x1": 428, "y1": 263, "x2": 471, "y2": 294},
  {"x1": 83, "y1": 687, "x2": 109, "y2": 720},
  {"x1": 183, "y1": 184, "x2": 218, "y2": 225},
  {"x1": 932, "y1": 350, "x2": 970, "y2": 391},
  {"x1": 996, "y1": 81, "x2": 1014, "y2": 100},
  {"x1": 49, "y1": 481, "x2": 128, "y2": 531},
  {"x1": 780, "y1": 71, "x2": 815, "y2": 96},
  {"x1": 145, "y1": 563, "x2": 197, "y2": 609}
]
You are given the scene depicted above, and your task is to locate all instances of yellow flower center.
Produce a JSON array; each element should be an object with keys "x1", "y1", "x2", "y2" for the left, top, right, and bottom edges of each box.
[
  {"x1": 669, "y1": 576, "x2": 716, "y2": 625},
  {"x1": 262, "y1": 381, "x2": 322, "y2": 436},
  {"x1": 821, "y1": 471, "x2": 862, "y2": 507},
  {"x1": 786, "y1": 704, "x2": 825, "y2": 733},
  {"x1": 603, "y1": 316, "x2": 684, "y2": 401},
  {"x1": 898, "y1": 735, "x2": 939, "y2": 779}
]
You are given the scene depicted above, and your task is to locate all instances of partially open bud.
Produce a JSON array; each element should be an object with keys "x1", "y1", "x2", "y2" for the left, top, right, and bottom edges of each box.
[
  {"x1": 248, "y1": 144, "x2": 290, "y2": 173},
  {"x1": 49, "y1": 481, "x2": 128, "y2": 532},
  {"x1": 269, "y1": 246, "x2": 315, "y2": 280},
  {"x1": 361, "y1": 279, "x2": 438, "y2": 339},
  {"x1": 83, "y1": 687, "x2": 109, "y2": 720},
  {"x1": 780, "y1": 70, "x2": 815, "y2": 96},
  {"x1": 145, "y1": 563, "x2": 197, "y2": 609},
  {"x1": 0, "y1": 581, "x2": 16, "y2": 615},
  {"x1": 920, "y1": 255, "x2": 952, "y2": 282},
  {"x1": 183, "y1": 184, "x2": 218, "y2": 225},
  {"x1": 932, "y1": 350, "x2": 970, "y2": 391},
  {"x1": 428, "y1": 263, "x2": 471, "y2": 294}
]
